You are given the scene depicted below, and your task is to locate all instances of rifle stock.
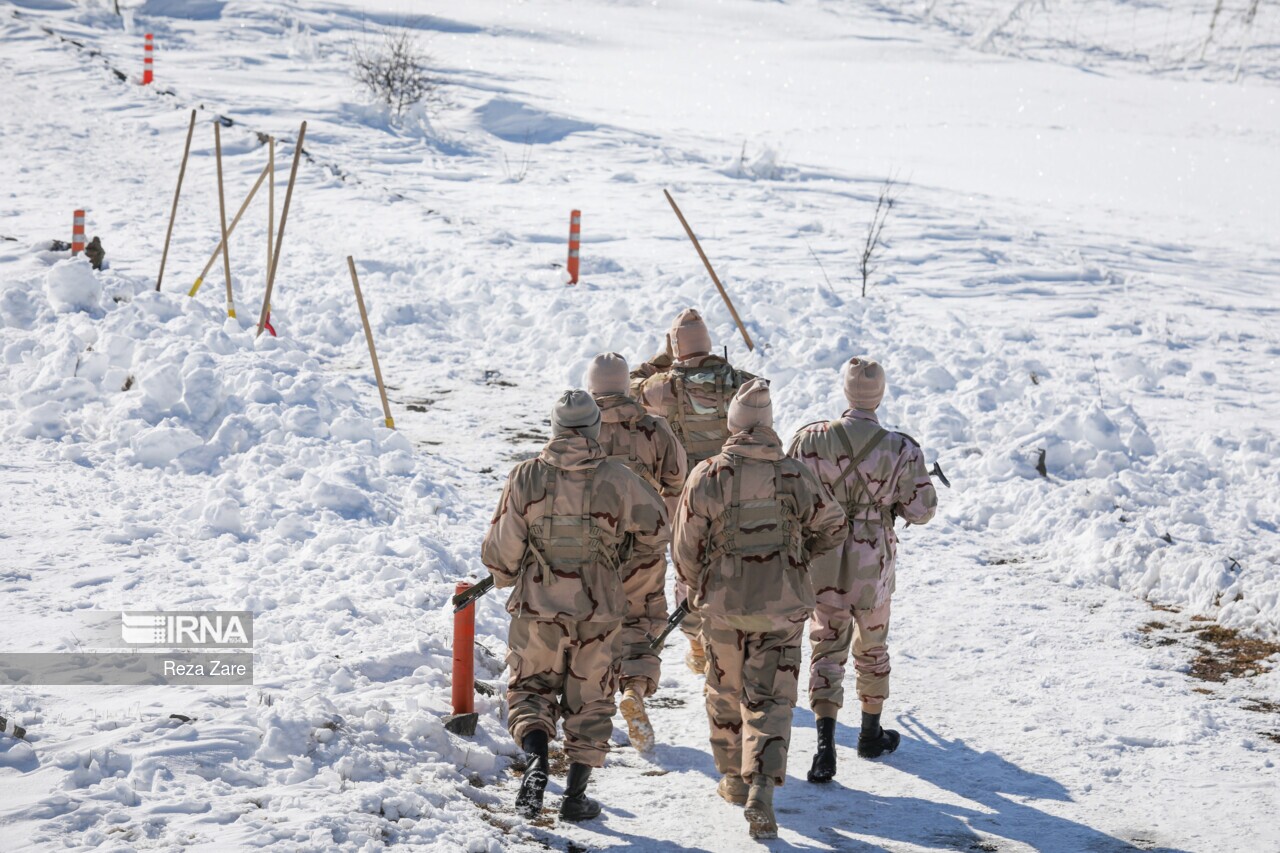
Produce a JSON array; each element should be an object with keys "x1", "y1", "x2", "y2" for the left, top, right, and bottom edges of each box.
[
  {"x1": 646, "y1": 601, "x2": 690, "y2": 650},
  {"x1": 452, "y1": 575, "x2": 495, "y2": 612}
]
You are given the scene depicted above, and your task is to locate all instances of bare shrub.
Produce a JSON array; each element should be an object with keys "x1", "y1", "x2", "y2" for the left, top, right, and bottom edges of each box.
[
  {"x1": 352, "y1": 27, "x2": 437, "y2": 121},
  {"x1": 857, "y1": 177, "x2": 898, "y2": 298}
]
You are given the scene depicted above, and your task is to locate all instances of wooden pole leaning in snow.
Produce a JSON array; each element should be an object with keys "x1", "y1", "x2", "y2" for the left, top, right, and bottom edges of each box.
[
  {"x1": 267, "y1": 137, "x2": 275, "y2": 286},
  {"x1": 156, "y1": 109, "x2": 196, "y2": 292},
  {"x1": 213, "y1": 122, "x2": 236, "y2": 318},
  {"x1": 257, "y1": 121, "x2": 306, "y2": 337},
  {"x1": 347, "y1": 257, "x2": 395, "y2": 429},
  {"x1": 663, "y1": 189, "x2": 755, "y2": 352},
  {"x1": 188, "y1": 161, "x2": 271, "y2": 297}
]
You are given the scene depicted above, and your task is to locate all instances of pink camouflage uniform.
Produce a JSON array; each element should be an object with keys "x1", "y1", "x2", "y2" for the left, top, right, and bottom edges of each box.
[{"x1": 788, "y1": 396, "x2": 937, "y2": 719}]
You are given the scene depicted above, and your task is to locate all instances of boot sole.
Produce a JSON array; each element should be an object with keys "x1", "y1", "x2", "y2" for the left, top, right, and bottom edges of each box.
[
  {"x1": 745, "y1": 804, "x2": 778, "y2": 839},
  {"x1": 515, "y1": 770, "x2": 548, "y2": 818},
  {"x1": 619, "y1": 692, "x2": 655, "y2": 753}
]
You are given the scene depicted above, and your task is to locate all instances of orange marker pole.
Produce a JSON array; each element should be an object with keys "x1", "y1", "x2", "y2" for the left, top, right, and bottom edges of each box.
[
  {"x1": 452, "y1": 582, "x2": 476, "y2": 715},
  {"x1": 142, "y1": 33, "x2": 153, "y2": 85},
  {"x1": 71, "y1": 210, "x2": 85, "y2": 255},
  {"x1": 566, "y1": 209, "x2": 581, "y2": 285}
]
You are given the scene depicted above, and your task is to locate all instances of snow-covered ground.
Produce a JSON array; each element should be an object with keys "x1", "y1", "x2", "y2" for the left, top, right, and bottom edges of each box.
[{"x1": 1, "y1": 0, "x2": 1277, "y2": 850}]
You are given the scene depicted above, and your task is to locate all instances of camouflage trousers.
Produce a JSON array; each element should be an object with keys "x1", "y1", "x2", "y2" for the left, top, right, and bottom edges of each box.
[
  {"x1": 619, "y1": 553, "x2": 667, "y2": 697},
  {"x1": 702, "y1": 619, "x2": 804, "y2": 785},
  {"x1": 808, "y1": 598, "x2": 892, "y2": 719},
  {"x1": 506, "y1": 616, "x2": 623, "y2": 767}
]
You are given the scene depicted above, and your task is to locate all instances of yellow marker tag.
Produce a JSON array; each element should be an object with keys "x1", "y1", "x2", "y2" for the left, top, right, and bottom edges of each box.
[
  {"x1": 227, "y1": 308, "x2": 236, "y2": 319},
  {"x1": 188, "y1": 277, "x2": 202, "y2": 297},
  {"x1": 384, "y1": 417, "x2": 395, "y2": 429}
]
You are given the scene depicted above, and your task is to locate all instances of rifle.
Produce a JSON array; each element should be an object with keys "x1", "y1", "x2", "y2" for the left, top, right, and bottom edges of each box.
[
  {"x1": 452, "y1": 576, "x2": 495, "y2": 612},
  {"x1": 929, "y1": 461, "x2": 951, "y2": 488},
  {"x1": 646, "y1": 601, "x2": 690, "y2": 650}
]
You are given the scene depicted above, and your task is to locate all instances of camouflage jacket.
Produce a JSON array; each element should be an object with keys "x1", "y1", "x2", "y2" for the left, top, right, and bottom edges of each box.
[
  {"x1": 787, "y1": 409, "x2": 937, "y2": 611},
  {"x1": 482, "y1": 436, "x2": 670, "y2": 622},
  {"x1": 636, "y1": 354, "x2": 758, "y2": 468},
  {"x1": 595, "y1": 394, "x2": 687, "y2": 498},
  {"x1": 672, "y1": 427, "x2": 847, "y2": 626}
]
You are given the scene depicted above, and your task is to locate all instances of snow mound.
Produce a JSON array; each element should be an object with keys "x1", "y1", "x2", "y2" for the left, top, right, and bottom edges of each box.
[{"x1": 44, "y1": 257, "x2": 101, "y2": 314}]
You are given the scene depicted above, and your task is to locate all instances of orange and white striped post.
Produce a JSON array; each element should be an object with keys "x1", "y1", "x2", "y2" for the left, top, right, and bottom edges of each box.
[
  {"x1": 566, "y1": 209, "x2": 581, "y2": 285},
  {"x1": 71, "y1": 210, "x2": 85, "y2": 255},
  {"x1": 142, "y1": 33, "x2": 154, "y2": 85}
]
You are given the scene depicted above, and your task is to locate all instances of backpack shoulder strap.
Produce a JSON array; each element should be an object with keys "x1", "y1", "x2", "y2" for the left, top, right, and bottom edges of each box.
[{"x1": 830, "y1": 423, "x2": 889, "y2": 491}]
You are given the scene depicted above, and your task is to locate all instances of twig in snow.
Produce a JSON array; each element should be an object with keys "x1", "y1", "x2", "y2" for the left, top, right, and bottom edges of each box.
[
  {"x1": 803, "y1": 239, "x2": 837, "y2": 297},
  {"x1": 859, "y1": 177, "x2": 897, "y2": 298},
  {"x1": 1090, "y1": 354, "x2": 1104, "y2": 402}
]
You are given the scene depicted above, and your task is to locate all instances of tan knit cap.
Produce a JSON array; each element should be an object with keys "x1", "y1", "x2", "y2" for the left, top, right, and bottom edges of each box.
[
  {"x1": 551, "y1": 389, "x2": 601, "y2": 440},
  {"x1": 586, "y1": 352, "x2": 629, "y2": 396},
  {"x1": 842, "y1": 357, "x2": 885, "y2": 410},
  {"x1": 727, "y1": 377, "x2": 773, "y2": 432},
  {"x1": 669, "y1": 308, "x2": 712, "y2": 360}
]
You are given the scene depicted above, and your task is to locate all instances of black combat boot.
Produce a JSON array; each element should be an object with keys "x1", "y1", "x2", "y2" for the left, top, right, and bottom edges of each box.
[
  {"x1": 514, "y1": 730, "x2": 550, "y2": 818},
  {"x1": 807, "y1": 716, "x2": 838, "y2": 783},
  {"x1": 857, "y1": 710, "x2": 900, "y2": 759},
  {"x1": 558, "y1": 762, "x2": 602, "y2": 822}
]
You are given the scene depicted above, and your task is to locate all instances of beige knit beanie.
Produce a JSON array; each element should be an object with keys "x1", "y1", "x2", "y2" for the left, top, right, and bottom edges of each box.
[
  {"x1": 842, "y1": 357, "x2": 885, "y2": 410},
  {"x1": 551, "y1": 389, "x2": 601, "y2": 440},
  {"x1": 669, "y1": 308, "x2": 712, "y2": 360},
  {"x1": 727, "y1": 377, "x2": 773, "y2": 432},
  {"x1": 586, "y1": 352, "x2": 629, "y2": 396}
]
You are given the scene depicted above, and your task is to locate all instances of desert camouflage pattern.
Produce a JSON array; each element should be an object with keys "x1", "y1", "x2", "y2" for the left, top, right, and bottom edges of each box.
[
  {"x1": 702, "y1": 620, "x2": 804, "y2": 784},
  {"x1": 672, "y1": 427, "x2": 847, "y2": 628},
  {"x1": 809, "y1": 598, "x2": 892, "y2": 715},
  {"x1": 787, "y1": 409, "x2": 937, "y2": 715},
  {"x1": 481, "y1": 435, "x2": 670, "y2": 623},
  {"x1": 595, "y1": 394, "x2": 687, "y2": 693},
  {"x1": 672, "y1": 427, "x2": 846, "y2": 785},
  {"x1": 482, "y1": 434, "x2": 669, "y2": 765},
  {"x1": 596, "y1": 395, "x2": 687, "y2": 498},
  {"x1": 639, "y1": 354, "x2": 758, "y2": 641},
  {"x1": 627, "y1": 336, "x2": 674, "y2": 399},
  {"x1": 637, "y1": 354, "x2": 757, "y2": 467},
  {"x1": 505, "y1": 616, "x2": 622, "y2": 767}
]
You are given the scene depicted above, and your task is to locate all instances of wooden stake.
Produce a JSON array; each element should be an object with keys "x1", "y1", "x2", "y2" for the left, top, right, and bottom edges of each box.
[
  {"x1": 213, "y1": 122, "x2": 235, "y2": 318},
  {"x1": 663, "y1": 189, "x2": 754, "y2": 352},
  {"x1": 267, "y1": 137, "x2": 275, "y2": 290},
  {"x1": 258, "y1": 121, "x2": 306, "y2": 337},
  {"x1": 156, "y1": 109, "x2": 196, "y2": 292},
  {"x1": 188, "y1": 160, "x2": 270, "y2": 297},
  {"x1": 347, "y1": 256, "x2": 394, "y2": 429}
]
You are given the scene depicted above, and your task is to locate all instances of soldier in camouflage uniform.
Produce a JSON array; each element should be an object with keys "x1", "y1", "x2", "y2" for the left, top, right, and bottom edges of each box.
[
  {"x1": 787, "y1": 357, "x2": 937, "y2": 783},
  {"x1": 481, "y1": 390, "x2": 670, "y2": 822},
  {"x1": 627, "y1": 333, "x2": 673, "y2": 398},
  {"x1": 673, "y1": 379, "x2": 846, "y2": 840},
  {"x1": 636, "y1": 308, "x2": 757, "y2": 675},
  {"x1": 586, "y1": 352, "x2": 687, "y2": 753}
]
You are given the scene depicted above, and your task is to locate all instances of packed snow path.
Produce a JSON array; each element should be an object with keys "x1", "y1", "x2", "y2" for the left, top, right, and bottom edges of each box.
[{"x1": 1, "y1": 0, "x2": 1278, "y2": 851}]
